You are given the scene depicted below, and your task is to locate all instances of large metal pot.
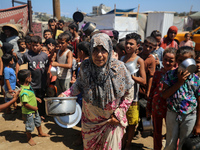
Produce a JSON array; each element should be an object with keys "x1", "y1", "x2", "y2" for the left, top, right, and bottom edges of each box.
[
  {"x1": 73, "y1": 11, "x2": 84, "y2": 23},
  {"x1": 44, "y1": 97, "x2": 77, "y2": 116},
  {"x1": 82, "y1": 22, "x2": 96, "y2": 36},
  {"x1": 178, "y1": 58, "x2": 196, "y2": 74}
]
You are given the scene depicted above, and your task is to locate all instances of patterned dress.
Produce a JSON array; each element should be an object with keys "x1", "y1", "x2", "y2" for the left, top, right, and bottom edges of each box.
[{"x1": 63, "y1": 33, "x2": 134, "y2": 150}]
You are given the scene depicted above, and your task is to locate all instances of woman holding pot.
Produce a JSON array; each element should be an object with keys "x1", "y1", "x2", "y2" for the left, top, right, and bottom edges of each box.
[{"x1": 59, "y1": 33, "x2": 134, "y2": 150}]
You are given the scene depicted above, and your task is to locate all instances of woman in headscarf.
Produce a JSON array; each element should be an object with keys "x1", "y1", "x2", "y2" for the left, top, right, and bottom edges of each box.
[
  {"x1": 161, "y1": 26, "x2": 178, "y2": 49},
  {"x1": 59, "y1": 33, "x2": 134, "y2": 150}
]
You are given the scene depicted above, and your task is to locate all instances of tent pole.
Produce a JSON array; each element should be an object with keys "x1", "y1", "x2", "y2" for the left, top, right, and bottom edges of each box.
[{"x1": 137, "y1": 4, "x2": 140, "y2": 20}]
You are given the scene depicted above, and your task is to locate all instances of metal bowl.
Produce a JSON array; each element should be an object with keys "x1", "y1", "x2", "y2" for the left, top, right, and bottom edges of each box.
[
  {"x1": 83, "y1": 22, "x2": 96, "y2": 36},
  {"x1": 178, "y1": 58, "x2": 196, "y2": 74},
  {"x1": 44, "y1": 97, "x2": 77, "y2": 116}
]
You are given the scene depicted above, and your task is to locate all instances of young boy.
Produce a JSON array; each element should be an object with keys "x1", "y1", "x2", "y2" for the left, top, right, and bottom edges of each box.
[
  {"x1": 68, "y1": 22, "x2": 80, "y2": 58},
  {"x1": 138, "y1": 36, "x2": 157, "y2": 98},
  {"x1": 121, "y1": 33, "x2": 146, "y2": 150},
  {"x1": 18, "y1": 69, "x2": 49, "y2": 146},
  {"x1": 16, "y1": 36, "x2": 49, "y2": 121},
  {"x1": 52, "y1": 32, "x2": 73, "y2": 95},
  {"x1": 43, "y1": 29, "x2": 53, "y2": 41},
  {"x1": 2, "y1": 53, "x2": 16, "y2": 113},
  {"x1": 17, "y1": 38, "x2": 28, "y2": 60}
]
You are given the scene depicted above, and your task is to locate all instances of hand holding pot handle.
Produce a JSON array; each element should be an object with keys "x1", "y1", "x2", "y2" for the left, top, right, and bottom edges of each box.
[{"x1": 58, "y1": 93, "x2": 66, "y2": 97}]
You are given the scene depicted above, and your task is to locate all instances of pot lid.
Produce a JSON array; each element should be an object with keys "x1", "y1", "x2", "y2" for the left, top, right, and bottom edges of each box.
[{"x1": 53, "y1": 102, "x2": 82, "y2": 128}]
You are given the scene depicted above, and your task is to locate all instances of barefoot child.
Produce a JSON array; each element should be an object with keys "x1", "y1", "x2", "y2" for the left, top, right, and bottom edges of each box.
[
  {"x1": 147, "y1": 48, "x2": 177, "y2": 150},
  {"x1": 162, "y1": 46, "x2": 200, "y2": 150},
  {"x1": 121, "y1": 33, "x2": 146, "y2": 150},
  {"x1": 18, "y1": 69, "x2": 49, "y2": 146}
]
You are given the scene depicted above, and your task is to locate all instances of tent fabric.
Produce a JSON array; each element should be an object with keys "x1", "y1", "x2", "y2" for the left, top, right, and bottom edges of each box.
[
  {"x1": 189, "y1": 12, "x2": 200, "y2": 20},
  {"x1": 107, "y1": 8, "x2": 137, "y2": 14},
  {"x1": 79, "y1": 14, "x2": 138, "y2": 39}
]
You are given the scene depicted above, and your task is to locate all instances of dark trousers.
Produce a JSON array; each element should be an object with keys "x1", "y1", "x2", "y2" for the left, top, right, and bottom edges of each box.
[{"x1": 33, "y1": 89, "x2": 46, "y2": 117}]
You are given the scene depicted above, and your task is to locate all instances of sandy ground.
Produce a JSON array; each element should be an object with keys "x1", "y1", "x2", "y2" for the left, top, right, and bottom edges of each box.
[{"x1": 0, "y1": 94, "x2": 166, "y2": 150}]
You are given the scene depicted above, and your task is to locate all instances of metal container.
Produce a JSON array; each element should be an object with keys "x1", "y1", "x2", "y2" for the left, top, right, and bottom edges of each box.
[
  {"x1": 44, "y1": 97, "x2": 77, "y2": 116},
  {"x1": 178, "y1": 58, "x2": 196, "y2": 74},
  {"x1": 83, "y1": 22, "x2": 96, "y2": 36},
  {"x1": 73, "y1": 11, "x2": 84, "y2": 23},
  {"x1": 142, "y1": 117, "x2": 153, "y2": 131}
]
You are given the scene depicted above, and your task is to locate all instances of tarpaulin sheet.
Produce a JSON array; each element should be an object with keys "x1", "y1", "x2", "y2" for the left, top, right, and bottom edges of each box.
[{"x1": 0, "y1": 4, "x2": 28, "y2": 34}]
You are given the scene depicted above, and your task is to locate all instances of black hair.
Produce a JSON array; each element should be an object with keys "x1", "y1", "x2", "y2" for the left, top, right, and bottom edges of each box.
[
  {"x1": 58, "y1": 20, "x2": 64, "y2": 24},
  {"x1": 48, "y1": 18, "x2": 56, "y2": 24},
  {"x1": 43, "y1": 29, "x2": 53, "y2": 35},
  {"x1": 112, "y1": 39, "x2": 118, "y2": 52},
  {"x1": 18, "y1": 69, "x2": 31, "y2": 85},
  {"x1": 25, "y1": 35, "x2": 32, "y2": 44},
  {"x1": 150, "y1": 30, "x2": 162, "y2": 39},
  {"x1": 117, "y1": 38, "x2": 125, "y2": 52},
  {"x1": 2, "y1": 53, "x2": 13, "y2": 66},
  {"x1": 17, "y1": 38, "x2": 26, "y2": 46},
  {"x1": 67, "y1": 45, "x2": 74, "y2": 51},
  {"x1": 63, "y1": 30, "x2": 72, "y2": 40},
  {"x1": 176, "y1": 46, "x2": 195, "y2": 60},
  {"x1": 58, "y1": 32, "x2": 71, "y2": 42},
  {"x1": 163, "y1": 47, "x2": 177, "y2": 58},
  {"x1": 68, "y1": 22, "x2": 79, "y2": 32},
  {"x1": 184, "y1": 33, "x2": 190, "y2": 38},
  {"x1": 45, "y1": 38, "x2": 56, "y2": 45},
  {"x1": 195, "y1": 51, "x2": 200, "y2": 59},
  {"x1": 77, "y1": 41, "x2": 90, "y2": 56},
  {"x1": 31, "y1": 36, "x2": 42, "y2": 44},
  {"x1": 144, "y1": 36, "x2": 157, "y2": 46},
  {"x1": 26, "y1": 31, "x2": 34, "y2": 36},
  {"x1": 112, "y1": 30, "x2": 119, "y2": 41},
  {"x1": 126, "y1": 33, "x2": 141, "y2": 45}
]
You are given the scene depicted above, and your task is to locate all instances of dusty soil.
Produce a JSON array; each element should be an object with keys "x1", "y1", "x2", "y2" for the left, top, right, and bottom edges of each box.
[{"x1": 0, "y1": 94, "x2": 165, "y2": 150}]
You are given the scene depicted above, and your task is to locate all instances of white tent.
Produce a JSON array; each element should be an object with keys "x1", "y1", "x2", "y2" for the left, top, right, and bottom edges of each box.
[
  {"x1": 79, "y1": 14, "x2": 138, "y2": 39},
  {"x1": 146, "y1": 12, "x2": 175, "y2": 37}
]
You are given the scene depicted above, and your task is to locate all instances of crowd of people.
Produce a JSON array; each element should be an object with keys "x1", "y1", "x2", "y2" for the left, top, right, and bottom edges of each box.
[{"x1": 0, "y1": 18, "x2": 200, "y2": 150}]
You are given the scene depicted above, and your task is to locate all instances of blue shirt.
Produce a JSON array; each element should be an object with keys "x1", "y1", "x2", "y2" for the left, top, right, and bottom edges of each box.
[{"x1": 4, "y1": 67, "x2": 16, "y2": 91}]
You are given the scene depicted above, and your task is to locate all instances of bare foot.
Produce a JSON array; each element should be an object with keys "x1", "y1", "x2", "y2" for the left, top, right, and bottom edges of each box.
[
  {"x1": 38, "y1": 133, "x2": 50, "y2": 137},
  {"x1": 28, "y1": 138, "x2": 36, "y2": 146}
]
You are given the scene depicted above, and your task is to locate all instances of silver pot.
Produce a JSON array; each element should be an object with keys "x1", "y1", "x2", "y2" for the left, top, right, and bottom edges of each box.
[
  {"x1": 142, "y1": 117, "x2": 153, "y2": 131},
  {"x1": 83, "y1": 22, "x2": 96, "y2": 36},
  {"x1": 44, "y1": 97, "x2": 77, "y2": 116},
  {"x1": 178, "y1": 58, "x2": 196, "y2": 74}
]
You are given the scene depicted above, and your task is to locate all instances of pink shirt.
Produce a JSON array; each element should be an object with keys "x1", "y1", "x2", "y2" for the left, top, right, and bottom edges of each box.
[{"x1": 179, "y1": 40, "x2": 193, "y2": 48}]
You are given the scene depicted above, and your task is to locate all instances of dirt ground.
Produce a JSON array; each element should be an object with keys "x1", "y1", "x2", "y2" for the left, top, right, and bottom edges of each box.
[{"x1": 0, "y1": 94, "x2": 166, "y2": 150}]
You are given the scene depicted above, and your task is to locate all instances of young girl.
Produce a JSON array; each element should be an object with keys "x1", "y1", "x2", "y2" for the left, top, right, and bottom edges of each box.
[
  {"x1": 179, "y1": 33, "x2": 193, "y2": 48},
  {"x1": 162, "y1": 46, "x2": 200, "y2": 150},
  {"x1": 147, "y1": 48, "x2": 177, "y2": 150},
  {"x1": 161, "y1": 26, "x2": 178, "y2": 50},
  {"x1": 150, "y1": 30, "x2": 164, "y2": 70},
  {"x1": 121, "y1": 33, "x2": 146, "y2": 150}
]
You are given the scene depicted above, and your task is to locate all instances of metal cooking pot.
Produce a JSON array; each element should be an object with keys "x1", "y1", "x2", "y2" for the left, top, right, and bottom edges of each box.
[
  {"x1": 142, "y1": 117, "x2": 153, "y2": 131},
  {"x1": 178, "y1": 58, "x2": 196, "y2": 74},
  {"x1": 83, "y1": 22, "x2": 96, "y2": 36},
  {"x1": 44, "y1": 97, "x2": 77, "y2": 116},
  {"x1": 73, "y1": 11, "x2": 84, "y2": 23}
]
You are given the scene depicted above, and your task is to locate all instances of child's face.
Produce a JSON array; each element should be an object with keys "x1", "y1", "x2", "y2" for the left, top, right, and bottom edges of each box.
[
  {"x1": 41, "y1": 46, "x2": 49, "y2": 55},
  {"x1": 185, "y1": 34, "x2": 190, "y2": 41},
  {"x1": 26, "y1": 42, "x2": 31, "y2": 50},
  {"x1": 195, "y1": 56, "x2": 200, "y2": 71},
  {"x1": 19, "y1": 42, "x2": 26, "y2": 50},
  {"x1": 26, "y1": 74, "x2": 32, "y2": 83},
  {"x1": 156, "y1": 36, "x2": 161, "y2": 46},
  {"x1": 49, "y1": 22, "x2": 56, "y2": 30},
  {"x1": 4, "y1": 29, "x2": 11, "y2": 37},
  {"x1": 31, "y1": 42, "x2": 42, "y2": 54},
  {"x1": 69, "y1": 28, "x2": 74, "y2": 34},
  {"x1": 162, "y1": 53, "x2": 176, "y2": 71},
  {"x1": 143, "y1": 42, "x2": 155, "y2": 55},
  {"x1": 58, "y1": 39, "x2": 68, "y2": 51},
  {"x1": 125, "y1": 39, "x2": 139, "y2": 54},
  {"x1": 44, "y1": 32, "x2": 53, "y2": 40},
  {"x1": 176, "y1": 53, "x2": 192, "y2": 65},
  {"x1": 168, "y1": 31, "x2": 176, "y2": 40}
]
